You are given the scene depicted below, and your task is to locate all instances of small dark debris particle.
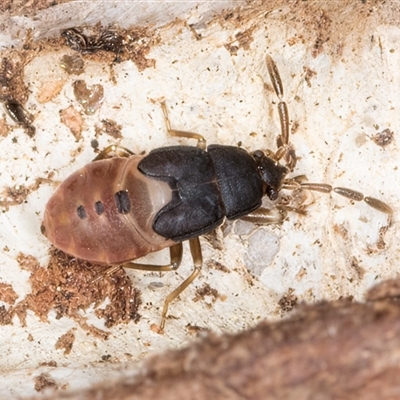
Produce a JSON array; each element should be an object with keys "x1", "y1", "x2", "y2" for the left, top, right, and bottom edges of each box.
[
  {"x1": 98, "y1": 119, "x2": 122, "y2": 139},
  {"x1": 186, "y1": 324, "x2": 209, "y2": 335},
  {"x1": 55, "y1": 330, "x2": 75, "y2": 355},
  {"x1": 39, "y1": 360, "x2": 58, "y2": 367},
  {"x1": 206, "y1": 260, "x2": 231, "y2": 273},
  {"x1": 34, "y1": 373, "x2": 58, "y2": 392},
  {"x1": 91, "y1": 139, "x2": 99, "y2": 149},
  {"x1": 278, "y1": 288, "x2": 298, "y2": 312},
  {"x1": 372, "y1": 128, "x2": 394, "y2": 147},
  {"x1": 193, "y1": 283, "x2": 220, "y2": 303}
]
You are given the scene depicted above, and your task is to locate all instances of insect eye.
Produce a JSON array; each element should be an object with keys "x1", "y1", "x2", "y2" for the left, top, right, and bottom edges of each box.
[
  {"x1": 114, "y1": 190, "x2": 130, "y2": 214},
  {"x1": 266, "y1": 188, "x2": 279, "y2": 201},
  {"x1": 94, "y1": 201, "x2": 105, "y2": 215},
  {"x1": 77, "y1": 205, "x2": 87, "y2": 219}
]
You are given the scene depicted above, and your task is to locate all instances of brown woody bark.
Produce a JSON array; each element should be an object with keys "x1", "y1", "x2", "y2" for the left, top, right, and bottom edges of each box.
[{"x1": 35, "y1": 295, "x2": 400, "y2": 400}]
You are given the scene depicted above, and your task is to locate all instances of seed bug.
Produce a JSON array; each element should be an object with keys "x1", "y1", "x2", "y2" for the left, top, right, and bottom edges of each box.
[{"x1": 41, "y1": 55, "x2": 393, "y2": 331}]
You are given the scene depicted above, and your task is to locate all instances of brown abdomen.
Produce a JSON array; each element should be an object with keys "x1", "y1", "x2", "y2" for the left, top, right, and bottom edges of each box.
[{"x1": 42, "y1": 156, "x2": 174, "y2": 264}]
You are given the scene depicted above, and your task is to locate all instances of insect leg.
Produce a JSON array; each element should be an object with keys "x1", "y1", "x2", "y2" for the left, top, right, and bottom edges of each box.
[
  {"x1": 161, "y1": 101, "x2": 207, "y2": 150},
  {"x1": 92, "y1": 145, "x2": 134, "y2": 161},
  {"x1": 158, "y1": 237, "x2": 202, "y2": 331},
  {"x1": 123, "y1": 242, "x2": 183, "y2": 272},
  {"x1": 92, "y1": 243, "x2": 183, "y2": 283},
  {"x1": 92, "y1": 265, "x2": 123, "y2": 283},
  {"x1": 266, "y1": 55, "x2": 296, "y2": 171},
  {"x1": 240, "y1": 207, "x2": 288, "y2": 224},
  {"x1": 122, "y1": 240, "x2": 203, "y2": 330}
]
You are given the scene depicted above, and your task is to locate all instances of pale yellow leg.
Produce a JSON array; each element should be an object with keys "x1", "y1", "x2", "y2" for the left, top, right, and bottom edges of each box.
[{"x1": 161, "y1": 101, "x2": 207, "y2": 150}]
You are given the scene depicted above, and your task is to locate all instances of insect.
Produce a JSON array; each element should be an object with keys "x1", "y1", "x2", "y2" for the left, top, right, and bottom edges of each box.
[{"x1": 41, "y1": 55, "x2": 392, "y2": 331}]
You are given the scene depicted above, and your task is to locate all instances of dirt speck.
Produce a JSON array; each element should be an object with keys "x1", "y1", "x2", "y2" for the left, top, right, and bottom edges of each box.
[
  {"x1": 186, "y1": 324, "x2": 209, "y2": 336},
  {"x1": 39, "y1": 360, "x2": 58, "y2": 367},
  {"x1": 37, "y1": 80, "x2": 66, "y2": 104},
  {"x1": 95, "y1": 119, "x2": 122, "y2": 139},
  {"x1": 0, "y1": 56, "x2": 28, "y2": 103},
  {"x1": 350, "y1": 257, "x2": 365, "y2": 281},
  {"x1": 0, "y1": 115, "x2": 9, "y2": 136},
  {"x1": 303, "y1": 66, "x2": 317, "y2": 87},
  {"x1": 225, "y1": 28, "x2": 255, "y2": 55},
  {"x1": 0, "y1": 185, "x2": 30, "y2": 209},
  {"x1": 206, "y1": 260, "x2": 231, "y2": 274},
  {"x1": 14, "y1": 249, "x2": 141, "y2": 337},
  {"x1": 333, "y1": 224, "x2": 349, "y2": 241},
  {"x1": 0, "y1": 282, "x2": 18, "y2": 304},
  {"x1": 55, "y1": 329, "x2": 76, "y2": 355},
  {"x1": 372, "y1": 128, "x2": 394, "y2": 147},
  {"x1": 278, "y1": 287, "x2": 298, "y2": 313},
  {"x1": 34, "y1": 372, "x2": 58, "y2": 392},
  {"x1": 193, "y1": 283, "x2": 221, "y2": 305},
  {"x1": 73, "y1": 80, "x2": 104, "y2": 115},
  {"x1": 59, "y1": 105, "x2": 84, "y2": 141},
  {"x1": 0, "y1": 177, "x2": 50, "y2": 211}
]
